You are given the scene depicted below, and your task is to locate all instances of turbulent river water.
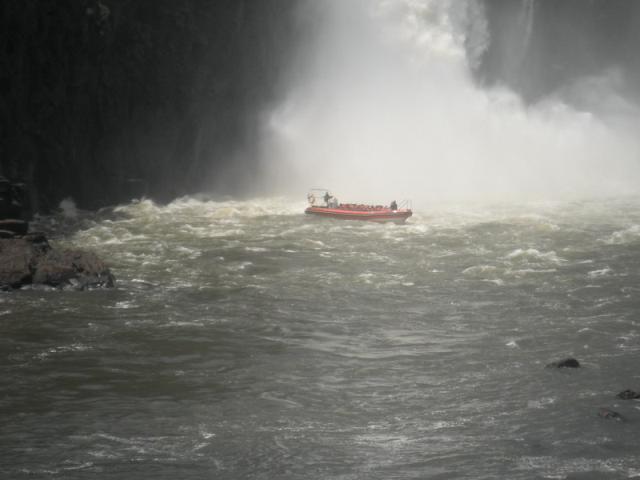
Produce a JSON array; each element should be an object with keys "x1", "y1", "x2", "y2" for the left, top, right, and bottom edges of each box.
[{"x1": 2, "y1": 196, "x2": 640, "y2": 479}]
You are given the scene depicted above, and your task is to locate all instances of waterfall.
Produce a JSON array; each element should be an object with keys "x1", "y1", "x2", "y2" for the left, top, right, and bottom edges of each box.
[
  {"x1": 260, "y1": 0, "x2": 640, "y2": 204},
  {"x1": 520, "y1": 0, "x2": 535, "y2": 51},
  {"x1": 501, "y1": 0, "x2": 535, "y2": 87}
]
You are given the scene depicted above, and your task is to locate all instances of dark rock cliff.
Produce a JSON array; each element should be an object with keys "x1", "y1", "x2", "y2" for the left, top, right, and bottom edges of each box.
[{"x1": 1, "y1": 0, "x2": 298, "y2": 213}]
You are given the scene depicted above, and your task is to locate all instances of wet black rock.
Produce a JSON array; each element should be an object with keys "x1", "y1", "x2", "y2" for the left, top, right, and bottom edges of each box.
[
  {"x1": 0, "y1": 219, "x2": 28, "y2": 236},
  {"x1": 0, "y1": 233, "x2": 114, "y2": 291},
  {"x1": 0, "y1": 235, "x2": 49, "y2": 289},
  {"x1": 0, "y1": 177, "x2": 29, "y2": 221},
  {"x1": 0, "y1": 177, "x2": 31, "y2": 242},
  {"x1": 33, "y1": 248, "x2": 115, "y2": 290},
  {"x1": 616, "y1": 389, "x2": 640, "y2": 400},
  {"x1": 546, "y1": 357, "x2": 581, "y2": 368},
  {"x1": 598, "y1": 408, "x2": 623, "y2": 421}
]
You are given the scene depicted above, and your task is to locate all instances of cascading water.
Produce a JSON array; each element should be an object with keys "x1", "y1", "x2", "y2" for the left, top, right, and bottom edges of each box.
[
  {"x1": 261, "y1": 0, "x2": 640, "y2": 205},
  {"x1": 498, "y1": 0, "x2": 535, "y2": 87}
]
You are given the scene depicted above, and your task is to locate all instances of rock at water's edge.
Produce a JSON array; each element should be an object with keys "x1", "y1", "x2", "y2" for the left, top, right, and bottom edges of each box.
[
  {"x1": 0, "y1": 235, "x2": 50, "y2": 289},
  {"x1": 0, "y1": 234, "x2": 114, "y2": 290},
  {"x1": 33, "y1": 248, "x2": 115, "y2": 289}
]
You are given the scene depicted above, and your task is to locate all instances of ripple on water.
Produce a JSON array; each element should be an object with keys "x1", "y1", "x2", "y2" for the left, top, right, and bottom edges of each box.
[
  {"x1": 587, "y1": 267, "x2": 612, "y2": 278},
  {"x1": 603, "y1": 224, "x2": 640, "y2": 245},
  {"x1": 34, "y1": 343, "x2": 92, "y2": 361},
  {"x1": 516, "y1": 455, "x2": 640, "y2": 479},
  {"x1": 506, "y1": 248, "x2": 564, "y2": 264}
]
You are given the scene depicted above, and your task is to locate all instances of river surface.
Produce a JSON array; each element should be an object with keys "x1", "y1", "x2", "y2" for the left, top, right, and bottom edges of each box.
[{"x1": 2, "y1": 196, "x2": 640, "y2": 479}]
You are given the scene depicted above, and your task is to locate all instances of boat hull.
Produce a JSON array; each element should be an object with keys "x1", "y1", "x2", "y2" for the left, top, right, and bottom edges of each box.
[{"x1": 305, "y1": 207, "x2": 412, "y2": 224}]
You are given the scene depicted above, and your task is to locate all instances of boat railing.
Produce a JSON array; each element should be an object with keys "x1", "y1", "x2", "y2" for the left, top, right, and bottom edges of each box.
[
  {"x1": 307, "y1": 189, "x2": 328, "y2": 206},
  {"x1": 398, "y1": 199, "x2": 412, "y2": 210}
]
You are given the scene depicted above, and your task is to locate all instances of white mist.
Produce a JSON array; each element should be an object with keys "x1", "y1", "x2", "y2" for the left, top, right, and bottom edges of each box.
[{"x1": 260, "y1": 0, "x2": 640, "y2": 207}]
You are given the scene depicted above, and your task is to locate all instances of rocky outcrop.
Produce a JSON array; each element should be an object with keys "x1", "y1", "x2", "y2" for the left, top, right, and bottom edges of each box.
[
  {"x1": 0, "y1": 176, "x2": 114, "y2": 290},
  {"x1": 0, "y1": 234, "x2": 114, "y2": 291},
  {"x1": 0, "y1": 234, "x2": 48, "y2": 288},
  {"x1": 546, "y1": 357, "x2": 581, "y2": 369},
  {"x1": 33, "y1": 248, "x2": 115, "y2": 289}
]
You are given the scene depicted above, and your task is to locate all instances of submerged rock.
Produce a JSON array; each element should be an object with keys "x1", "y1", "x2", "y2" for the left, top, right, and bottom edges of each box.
[
  {"x1": 546, "y1": 357, "x2": 580, "y2": 369},
  {"x1": 616, "y1": 389, "x2": 640, "y2": 400},
  {"x1": 0, "y1": 233, "x2": 114, "y2": 290},
  {"x1": 598, "y1": 407, "x2": 623, "y2": 421}
]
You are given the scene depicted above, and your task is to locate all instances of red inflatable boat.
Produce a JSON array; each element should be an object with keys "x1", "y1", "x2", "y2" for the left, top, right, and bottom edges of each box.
[{"x1": 305, "y1": 190, "x2": 412, "y2": 224}]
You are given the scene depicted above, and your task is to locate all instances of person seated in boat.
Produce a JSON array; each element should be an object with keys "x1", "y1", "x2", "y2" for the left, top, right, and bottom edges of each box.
[
  {"x1": 307, "y1": 193, "x2": 316, "y2": 205},
  {"x1": 328, "y1": 196, "x2": 339, "y2": 208},
  {"x1": 390, "y1": 200, "x2": 398, "y2": 210}
]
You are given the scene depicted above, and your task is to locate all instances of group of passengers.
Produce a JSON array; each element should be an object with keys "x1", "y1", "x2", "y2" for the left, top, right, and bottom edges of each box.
[
  {"x1": 338, "y1": 203, "x2": 397, "y2": 211},
  {"x1": 312, "y1": 191, "x2": 398, "y2": 211}
]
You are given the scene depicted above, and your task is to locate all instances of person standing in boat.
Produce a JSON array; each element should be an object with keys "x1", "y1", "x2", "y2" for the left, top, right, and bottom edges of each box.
[
  {"x1": 390, "y1": 200, "x2": 398, "y2": 211},
  {"x1": 324, "y1": 191, "x2": 338, "y2": 208}
]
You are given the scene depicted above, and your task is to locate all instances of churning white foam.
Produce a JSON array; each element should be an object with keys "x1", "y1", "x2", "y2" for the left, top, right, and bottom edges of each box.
[{"x1": 260, "y1": 0, "x2": 640, "y2": 206}]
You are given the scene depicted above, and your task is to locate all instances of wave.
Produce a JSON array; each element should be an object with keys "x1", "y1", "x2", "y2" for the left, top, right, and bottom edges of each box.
[
  {"x1": 604, "y1": 224, "x2": 640, "y2": 245},
  {"x1": 505, "y1": 248, "x2": 564, "y2": 264},
  {"x1": 114, "y1": 196, "x2": 304, "y2": 220}
]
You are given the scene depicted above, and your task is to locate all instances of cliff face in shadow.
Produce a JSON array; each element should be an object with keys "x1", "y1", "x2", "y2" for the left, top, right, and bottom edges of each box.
[
  {"x1": 476, "y1": 0, "x2": 640, "y2": 105},
  {"x1": 1, "y1": 0, "x2": 297, "y2": 212}
]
